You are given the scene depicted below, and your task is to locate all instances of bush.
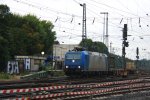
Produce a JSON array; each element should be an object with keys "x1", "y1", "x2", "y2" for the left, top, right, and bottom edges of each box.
[
  {"x1": 19, "y1": 71, "x2": 30, "y2": 76},
  {"x1": 53, "y1": 71, "x2": 65, "y2": 76},
  {"x1": 0, "y1": 72, "x2": 10, "y2": 79},
  {"x1": 39, "y1": 63, "x2": 54, "y2": 71}
]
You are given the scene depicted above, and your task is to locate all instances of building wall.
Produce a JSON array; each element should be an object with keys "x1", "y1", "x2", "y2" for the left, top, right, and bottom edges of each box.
[
  {"x1": 53, "y1": 44, "x2": 79, "y2": 61},
  {"x1": 13, "y1": 45, "x2": 79, "y2": 71},
  {"x1": 53, "y1": 44, "x2": 79, "y2": 69},
  {"x1": 15, "y1": 56, "x2": 46, "y2": 72}
]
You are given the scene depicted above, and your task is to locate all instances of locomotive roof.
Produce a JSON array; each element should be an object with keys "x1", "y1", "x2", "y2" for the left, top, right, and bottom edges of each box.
[
  {"x1": 88, "y1": 51, "x2": 108, "y2": 57},
  {"x1": 66, "y1": 50, "x2": 107, "y2": 57}
]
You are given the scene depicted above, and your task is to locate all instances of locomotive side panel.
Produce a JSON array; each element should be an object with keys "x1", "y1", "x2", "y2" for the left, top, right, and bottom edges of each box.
[{"x1": 88, "y1": 52, "x2": 107, "y2": 71}]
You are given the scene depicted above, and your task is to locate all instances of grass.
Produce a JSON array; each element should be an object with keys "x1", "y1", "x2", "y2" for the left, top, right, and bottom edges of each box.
[
  {"x1": 19, "y1": 71, "x2": 30, "y2": 76},
  {"x1": 0, "y1": 72, "x2": 10, "y2": 79},
  {"x1": 42, "y1": 65, "x2": 65, "y2": 76},
  {"x1": 0, "y1": 72, "x2": 29, "y2": 80},
  {"x1": 48, "y1": 70, "x2": 65, "y2": 77},
  {"x1": 0, "y1": 65, "x2": 65, "y2": 80}
]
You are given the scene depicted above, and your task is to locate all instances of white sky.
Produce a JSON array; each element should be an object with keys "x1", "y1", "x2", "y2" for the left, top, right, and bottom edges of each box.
[{"x1": 1, "y1": 0, "x2": 150, "y2": 60}]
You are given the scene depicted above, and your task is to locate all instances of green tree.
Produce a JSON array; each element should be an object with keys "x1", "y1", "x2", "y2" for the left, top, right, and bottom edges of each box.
[
  {"x1": 0, "y1": 5, "x2": 11, "y2": 71},
  {"x1": 6, "y1": 14, "x2": 56, "y2": 56},
  {"x1": 39, "y1": 20, "x2": 56, "y2": 54},
  {"x1": 0, "y1": 5, "x2": 56, "y2": 71},
  {"x1": 92, "y1": 41, "x2": 108, "y2": 54},
  {"x1": 0, "y1": 4, "x2": 10, "y2": 15},
  {"x1": 79, "y1": 39, "x2": 93, "y2": 50},
  {"x1": 0, "y1": 36, "x2": 10, "y2": 71},
  {"x1": 79, "y1": 39, "x2": 108, "y2": 54}
]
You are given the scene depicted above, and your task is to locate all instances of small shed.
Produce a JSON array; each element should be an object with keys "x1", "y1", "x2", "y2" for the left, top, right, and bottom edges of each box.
[{"x1": 15, "y1": 56, "x2": 46, "y2": 72}]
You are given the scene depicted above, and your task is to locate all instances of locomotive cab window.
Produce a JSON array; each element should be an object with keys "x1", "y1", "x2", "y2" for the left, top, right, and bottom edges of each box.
[{"x1": 66, "y1": 53, "x2": 81, "y2": 59}]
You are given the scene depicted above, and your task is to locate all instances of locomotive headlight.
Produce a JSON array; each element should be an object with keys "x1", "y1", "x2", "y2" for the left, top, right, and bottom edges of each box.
[
  {"x1": 78, "y1": 66, "x2": 80, "y2": 68},
  {"x1": 66, "y1": 66, "x2": 68, "y2": 68},
  {"x1": 72, "y1": 60, "x2": 75, "y2": 63}
]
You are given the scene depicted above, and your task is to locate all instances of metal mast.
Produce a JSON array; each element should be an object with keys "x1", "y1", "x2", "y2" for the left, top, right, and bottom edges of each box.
[
  {"x1": 80, "y1": 3, "x2": 87, "y2": 40},
  {"x1": 106, "y1": 12, "x2": 109, "y2": 49},
  {"x1": 100, "y1": 12, "x2": 109, "y2": 49}
]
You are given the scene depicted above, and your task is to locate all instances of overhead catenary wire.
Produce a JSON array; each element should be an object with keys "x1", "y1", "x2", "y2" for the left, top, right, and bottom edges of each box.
[
  {"x1": 3, "y1": 0, "x2": 150, "y2": 37},
  {"x1": 72, "y1": 0, "x2": 150, "y2": 32},
  {"x1": 10, "y1": 0, "x2": 150, "y2": 30},
  {"x1": 79, "y1": 0, "x2": 150, "y2": 26},
  {"x1": 1, "y1": 0, "x2": 148, "y2": 48},
  {"x1": 88, "y1": 0, "x2": 142, "y2": 17},
  {"x1": 3, "y1": 0, "x2": 150, "y2": 25}
]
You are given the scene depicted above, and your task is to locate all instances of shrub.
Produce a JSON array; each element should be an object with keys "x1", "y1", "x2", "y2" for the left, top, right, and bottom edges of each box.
[{"x1": 0, "y1": 72, "x2": 10, "y2": 79}]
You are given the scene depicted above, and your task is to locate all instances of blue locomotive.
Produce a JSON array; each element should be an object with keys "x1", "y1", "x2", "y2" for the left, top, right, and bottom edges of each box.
[{"x1": 64, "y1": 49, "x2": 110, "y2": 76}]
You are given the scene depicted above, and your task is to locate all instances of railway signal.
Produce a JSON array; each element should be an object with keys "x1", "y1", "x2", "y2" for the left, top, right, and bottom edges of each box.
[
  {"x1": 122, "y1": 24, "x2": 129, "y2": 56},
  {"x1": 122, "y1": 24, "x2": 129, "y2": 76},
  {"x1": 123, "y1": 41, "x2": 129, "y2": 47},
  {"x1": 123, "y1": 24, "x2": 127, "y2": 40},
  {"x1": 136, "y1": 47, "x2": 139, "y2": 73},
  {"x1": 123, "y1": 24, "x2": 129, "y2": 47},
  {"x1": 136, "y1": 47, "x2": 139, "y2": 58}
]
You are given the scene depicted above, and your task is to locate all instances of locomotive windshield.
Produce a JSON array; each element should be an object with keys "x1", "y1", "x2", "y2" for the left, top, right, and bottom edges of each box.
[{"x1": 66, "y1": 53, "x2": 81, "y2": 59}]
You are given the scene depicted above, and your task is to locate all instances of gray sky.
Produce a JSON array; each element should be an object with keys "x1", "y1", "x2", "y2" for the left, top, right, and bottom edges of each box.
[{"x1": 1, "y1": 0, "x2": 150, "y2": 60}]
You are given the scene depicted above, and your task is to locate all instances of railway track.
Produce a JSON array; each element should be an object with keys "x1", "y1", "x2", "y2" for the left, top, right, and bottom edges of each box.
[
  {"x1": 0, "y1": 75, "x2": 150, "y2": 100},
  {"x1": 0, "y1": 76, "x2": 68, "y2": 90},
  {"x1": 0, "y1": 75, "x2": 135, "y2": 90}
]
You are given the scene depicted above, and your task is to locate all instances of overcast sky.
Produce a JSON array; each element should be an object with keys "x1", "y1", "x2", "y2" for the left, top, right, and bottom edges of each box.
[{"x1": 1, "y1": 0, "x2": 150, "y2": 60}]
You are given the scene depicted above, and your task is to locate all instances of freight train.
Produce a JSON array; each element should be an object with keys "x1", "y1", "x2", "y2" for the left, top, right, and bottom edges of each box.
[
  {"x1": 64, "y1": 48, "x2": 135, "y2": 77},
  {"x1": 137, "y1": 59, "x2": 150, "y2": 72}
]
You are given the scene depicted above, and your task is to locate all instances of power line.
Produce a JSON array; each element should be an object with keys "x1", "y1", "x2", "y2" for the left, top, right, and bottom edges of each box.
[
  {"x1": 12, "y1": 0, "x2": 82, "y2": 17},
  {"x1": 88, "y1": 0, "x2": 140, "y2": 17},
  {"x1": 88, "y1": 0, "x2": 150, "y2": 24},
  {"x1": 11, "y1": 0, "x2": 150, "y2": 29},
  {"x1": 3, "y1": 0, "x2": 150, "y2": 42}
]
